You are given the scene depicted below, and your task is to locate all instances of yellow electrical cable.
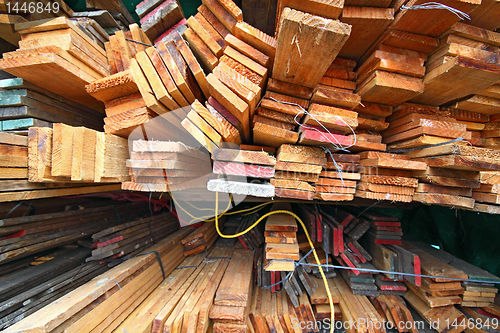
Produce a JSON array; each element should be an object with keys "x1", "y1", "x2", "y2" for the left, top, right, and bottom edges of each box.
[{"x1": 214, "y1": 191, "x2": 335, "y2": 333}]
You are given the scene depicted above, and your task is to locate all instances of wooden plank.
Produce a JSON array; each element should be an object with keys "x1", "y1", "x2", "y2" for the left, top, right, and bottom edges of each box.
[
  {"x1": 339, "y1": 7, "x2": 394, "y2": 60},
  {"x1": 225, "y1": 34, "x2": 269, "y2": 67},
  {"x1": 146, "y1": 46, "x2": 189, "y2": 107},
  {"x1": 273, "y1": 8, "x2": 351, "y2": 88},
  {"x1": 172, "y1": 31, "x2": 210, "y2": 99},
  {"x1": 276, "y1": 0, "x2": 344, "y2": 23},
  {"x1": 266, "y1": 78, "x2": 313, "y2": 100},
  {"x1": 207, "y1": 73, "x2": 250, "y2": 141},
  {"x1": 140, "y1": 0, "x2": 185, "y2": 41},
  {"x1": 183, "y1": 26, "x2": 219, "y2": 73},
  {"x1": 411, "y1": 57, "x2": 500, "y2": 106},
  {"x1": 197, "y1": 4, "x2": 230, "y2": 38},
  {"x1": 213, "y1": 161, "x2": 275, "y2": 178},
  {"x1": 311, "y1": 85, "x2": 361, "y2": 109},
  {"x1": 233, "y1": 21, "x2": 276, "y2": 62},
  {"x1": 129, "y1": 58, "x2": 169, "y2": 115}
]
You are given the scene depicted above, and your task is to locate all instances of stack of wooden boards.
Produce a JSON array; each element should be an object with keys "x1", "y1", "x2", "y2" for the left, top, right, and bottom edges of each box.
[
  {"x1": 2, "y1": 225, "x2": 195, "y2": 333},
  {"x1": 0, "y1": 16, "x2": 110, "y2": 110},
  {"x1": 253, "y1": 92, "x2": 307, "y2": 147},
  {"x1": 351, "y1": 102, "x2": 391, "y2": 152},
  {"x1": 263, "y1": 204, "x2": 299, "y2": 273},
  {"x1": 357, "y1": 151, "x2": 426, "y2": 202},
  {"x1": 0, "y1": 246, "x2": 108, "y2": 330},
  {"x1": 181, "y1": 99, "x2": 241, "y2": 152},
  {"x1": 181, "y1": 221, "x2": 218, "y2": 256},
  {"x1": 383, "y1": 103, "x2": 470, "y2": 150},
  {"x1": 315, "y1": 153, "x2": 359, "y2": 201},
  {"x1": 122, "y1": 139, "x2": 212, "y2": 192},
  {"x1": 474, "y1": 170, "x2": 500, "y2": 214},
  {"x1": 411, "y1": 240, "x2": 500, "y2": 308},
  {"x1": 407, "y1": 144, "x2": 500, "y2": 209},
  {"x1": 0, "y1": 77, "x2": 104, "y2": 133},
  {"x1": 209, "y1": 146, "x2": 276, "y2": 197},
  {"x1": 0, "y1": 131, "x2": 119, "y2": 203},
  {"x1": 361, "y1": 211, "x2": 403, "y2": 246},
  {"x1": 88, "y1": 211, "x2": 180, "y2": 263},
  {"x1": 356, "y1": 45, "x2": 426, "y2": 107},
  {"x1": 272, "y1": 144, "x2": 324, "y2": 200},
  {"x1": 103, "y1": 23, "x2": 151, "y2": 75},
  {"x1": 412, "y1": 22, "x2": 500, "y2": 107},
  {"x1": 209, "y1": 249, "x2": 254, "y2": 333},
  {"x1": 29, "y1": 124, "x2": 129, "y2": 184},
  {"x1": 0, "y1": 201, "x2": 149, "y2": 265}
]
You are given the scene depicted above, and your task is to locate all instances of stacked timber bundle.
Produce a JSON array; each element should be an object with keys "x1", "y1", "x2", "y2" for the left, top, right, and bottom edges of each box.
[
  {"x1": 229, "y1": 211, "x2": 264, "y2": 250},
  {"x1": 263, "y1": 204, "x2": 298, "y2": 273},
  {"x1": 2, "y1": 226, "x2": 195, "y2": 333},
  {"x1": 332, "y1": 275, "x2": 386, "y2": 330},
  {"x1": 122, "y1": 140, "x2": 211, "y2": 192},
  {"x1": 136, "y1": 0, "x2": 185, "y2": 42},
  {"x1": 210, "y1": 249, "x2": 254, "y2": 333},
  {"x1": 103, "y1": 23, "x2": 151, "y2": 75},
  {"x1": 28, "y1": 124, "x2": 129, "y2": 183},
  {"x1": 0, "y1": 201, "x2": 149, "y2": 265},
  {"x1": 411, "y1": 241, "x2": 500, "y2": 308},
  {"x1": 357, "y1": 151, "x2": 426, "y2": 202},
  {"x1": 253, "y1": 92, "x2": 307, "y2": 147},
  {"x1": 88, "y1": 211, "x2": 180, "y2": 262},
  {"x1": 351, "y1": 102, "x2": 391, "y2": 152},
  {"x1": 443, "y1": 109, "x2": 490, "y2": 147},
  {"x1": 400, "y1": 241, "x2": 467, "y2": 309},
  {"x1": 0, "y1": 246, "x2": 109, "y2": 330},
  {"x1": 370, "y1": 294, "x2": 419, "y2": 333},
  {"x1": 383, "y1": 103, "x2": 469, "y2": 150},
  {"x1": 271, "y1": 144, "x2": 325, "y2": 200},
  {"x1": 181, "y1": 221, "x2": 218, "y2": 256},
  {"x1": 359, "y1": 211, "x2": 403, "y2": 246},
  {"x1": 356, "y1": 45, "x2": 426, "y2": 107},
  {"x1": 0, "y1": 130, "x2": 119, "y2": 203},
  {"x1": 315, "y1": 153, "x2": 359, "y2": 202},
  {"x1": 0, "y1": 17, "x2": 110, "y2": 111},
  {"x1": 408, "y1": 144, "x2": 500, "y2": 209},
  {"x1": 473, "y1": 171, "x2": 500, "y2": 214},
  {"x1": 412, "y1": 23, "x2": 500, "y2": 107},
  {"x1": 0, "y1": 77, "x2": 104, "y2": 133},
  {"x1": 209, "y1": 146, "x2": 276, "y2": 198}
]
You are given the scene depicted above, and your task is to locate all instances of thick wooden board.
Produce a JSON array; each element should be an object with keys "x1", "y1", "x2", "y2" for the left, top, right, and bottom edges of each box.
[
  {"x1": 212, "y1": 148, "x2": 275, "y2": 165},
  {"x1": 198, "y1": 4, "x2": 230, "y2": 38},
  {"x1": 266, "y1": 78, "x2": 313, "y2": 100},
  {"x1": 225, "y1": 34, "x2": 269, "y2": 67},
  {"x1": 233, "y1": 21, "x2": 277, "y2": 63},
  {"x1": 207, "y1": 73, "x2": 250, "y2": 141},
  {"x1": 253, "y1": 122, "x2": 298, "y2": 148},
  {"x1": 411, "y1": 57, "x2": 500, "y2": 106},
  {"x1": 213, "y1": 160, "x2": 275, "y2": 178},
  {"x1": 273, "y1": 8, "x2": 350, "y2": 88},
  {"x1": 311, "y1": 85, "x2": 361, "y2": 109},
  {"x1": 339, "y1": 7, "x2": 394, "y2": 60}
]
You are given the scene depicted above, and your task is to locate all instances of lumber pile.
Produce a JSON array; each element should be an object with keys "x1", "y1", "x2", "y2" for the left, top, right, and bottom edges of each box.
[
  {"x1": 357, "y1": 151, "x2": 426, "y2": 202},
  {"x1": 412, "y1": 23, "x2": 500, "y2": 107},
  {"x1": 272, "y1": 144, "x2": 324, "y2": 200},
  {"x1": 0, "y1": 77, "x2": 104, "y2": 133},
  {"x1": 103, "y1": 23, "x2": 151, "y2": 75},
  {"x1": 181, "y1": 221, "x2": 218, "y2": 256},
  {"x1": 209, "y1": 146, "x2": 276, "y2": 198},
  {"x1": 370, "y1": 294, "x2": 419, "y2": 333},
  {"x1": 0, "y1": 201, "x2": 150, "y2": 265},
  {"x1": 88, "y1": 211, "x2": 180, "y2": 263},
  {"x1": 29, "y1": 124, "x2": 129, "y2": 183},
  {"x1": 0, "y1": 131, "x2": 120, "y2": 203},
  {"x1": 122, "y1": 139, "x2": 212, "y2": 192},
  {"x1": 411, "y1": 240, "x2": 500, "y2": 307},
  {"x1": 472, "y1": 171, "x2": 500, "y2": 214},
  {"x1": 359, "y1": 210, "x2": 402, "y2": 246},
  {"x1": 0, "y1": 17, "x2": 110, "y2": 110},
  {"x1": 211, "y1": 248, "x2": 254, "y2": 333},
  {"x1": 444, "y1": 108, "x2": 490, "y2": 147},
  {"x1": 315, "y1": 153, "x2": 359, "y2": 201},
  {"x1": 351, "y1": 102, "x2": 391, "y2": 152},
  {"x1": 264, "y1": 203, "x2": 298, "y2": 273},
  {"x1": 356, "y1": 46, "x2": 425, "y2": 107},
  {"x1": 383, "y1": 103, "x2": 469, "y2": 150},
  {"x1": 72, "y1": 10, "x2": 124, "y2": 36},
  {"x1": 253, "y1": 92, "x2": 307, "y2": 147},
  {"x1": 2, "y1": 225, "x2": 194, "y2": 333},
  {"x1": 400, "y1": 241, "x2": 467, "y2": 308},
  {"x1": 481, "y1": 115, "x2": 500, "y2": 149},
  {"x1": 0, "y1": 246, "x2": 109, "y2": 330},
  {"x1": 408, "y1": 144, "x2": 500, "y2": 209}
]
